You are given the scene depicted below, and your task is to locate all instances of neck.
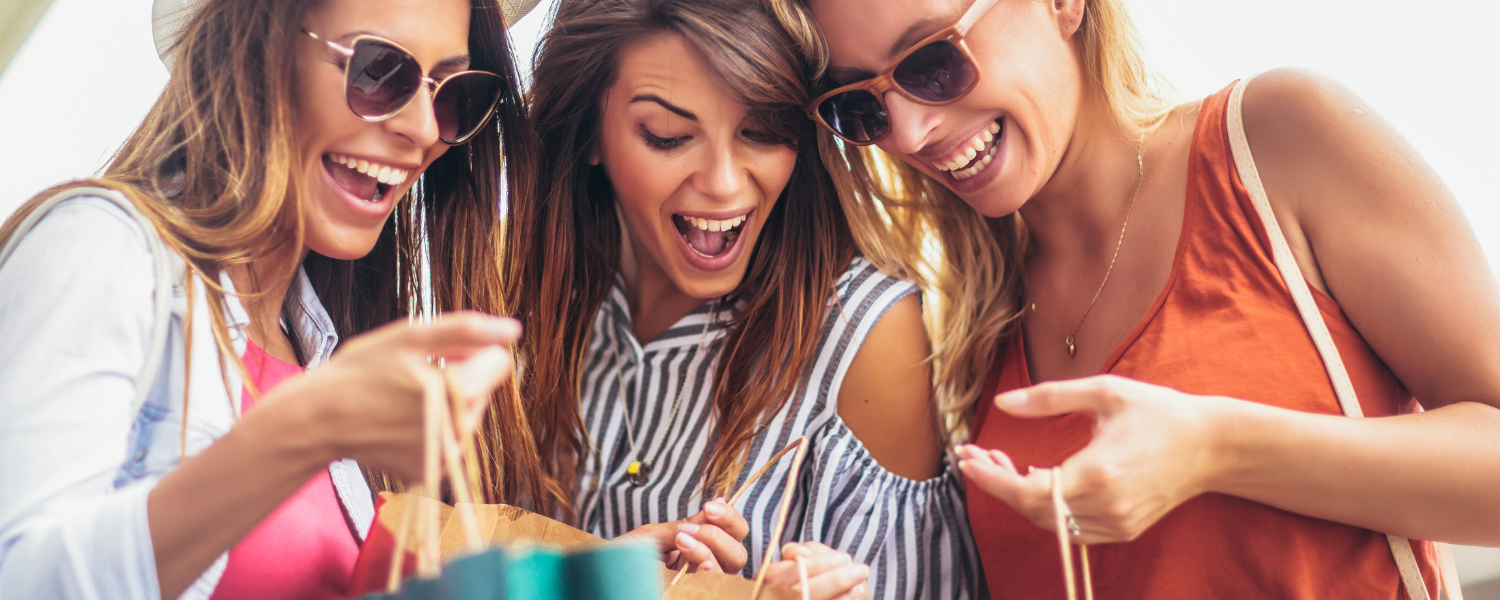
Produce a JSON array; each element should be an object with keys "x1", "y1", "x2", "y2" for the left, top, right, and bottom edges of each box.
[
  {"x1": 226, "y1": 239, "x2": 307, "y2": 354},
  {"x1": 1018, "y1": 103, "x2": 1143, "y2": 266},
  {"x1": 619, "y1": 225, "x2": 707, "y2": 343}
]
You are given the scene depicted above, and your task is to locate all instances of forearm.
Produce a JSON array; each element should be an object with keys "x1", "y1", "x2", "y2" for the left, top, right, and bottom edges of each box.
[
  {"x1": 148, "y1": 384, "x2": 334, "y2": 599},
  {"x1": 1211, "y1": 398, "x2": 1500, "y2": 545}
]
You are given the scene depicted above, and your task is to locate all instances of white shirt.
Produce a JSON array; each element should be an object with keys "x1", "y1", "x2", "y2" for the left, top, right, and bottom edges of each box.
[{"x1": 0, "y1": 196, "x2": 373, "y2": 600}]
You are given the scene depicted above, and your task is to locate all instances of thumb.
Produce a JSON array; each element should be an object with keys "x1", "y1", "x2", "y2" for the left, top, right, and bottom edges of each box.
[{"x1": 995, "y1": 376, "x2": 1118, "y2": 418}]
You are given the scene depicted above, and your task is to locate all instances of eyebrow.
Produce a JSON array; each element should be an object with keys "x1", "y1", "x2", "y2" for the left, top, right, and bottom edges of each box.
[
  {"x1": 629, "y1": 94, "x2": 698, "y2": 122},
  {"x1": 889, "y1": 16, "x2": 946, "y2": 59}
]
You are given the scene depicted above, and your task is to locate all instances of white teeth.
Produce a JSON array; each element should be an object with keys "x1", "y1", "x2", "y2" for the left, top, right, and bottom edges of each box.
[
  {"x1": 936, "y1": 120, "x2": 1002, "y2": 172},
  {"x1": 327, "y1": 153, "x2": 409, "y2": 186},
  {"x1": 951, "y1": 146, "x2": 997, "y2": 181},
  {"x1": 682, "y1": 214, "x2": 748, "y2": 232}
]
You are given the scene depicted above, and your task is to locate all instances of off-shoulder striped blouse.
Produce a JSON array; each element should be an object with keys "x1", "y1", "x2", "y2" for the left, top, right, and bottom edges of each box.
[{"x1": 575, "y1": 257, "x2": 980, "y2": 600}]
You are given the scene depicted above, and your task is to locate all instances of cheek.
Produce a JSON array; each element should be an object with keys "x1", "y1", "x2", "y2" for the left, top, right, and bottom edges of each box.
[
  {"x1": 751, "y1": 148, "x2": 798, "y2": 205},
  {"x1": 599, "y1": 134, "x2": 676, "y2": 234}
]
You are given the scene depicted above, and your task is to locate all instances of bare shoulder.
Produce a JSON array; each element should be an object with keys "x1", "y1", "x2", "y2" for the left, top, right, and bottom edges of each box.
[
  {"x1": 1238, "y1": 69, "x2": 1500, "y2": 409},
  {"x1": 836, "y1": 293, "x2": 942, "y2": 480}
]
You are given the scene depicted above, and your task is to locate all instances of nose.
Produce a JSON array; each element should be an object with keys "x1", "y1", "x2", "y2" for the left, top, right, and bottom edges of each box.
[
  {"x1": 694, "y1": 140, "x2": 749, "y2": 203},
  {"x1": 878, "y1": 90, "x2": 942, "y2": 157},
  {"x1": 383, "y1": 84, "x2": 443, "y2": 149}
]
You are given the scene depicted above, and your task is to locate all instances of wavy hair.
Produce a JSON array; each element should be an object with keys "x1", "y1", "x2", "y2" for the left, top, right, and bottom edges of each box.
[
  {"x1": 510, "y1": 0, "x2": 857, "y2": 513},
  {"x1": 0, "y1": 0, "x2": 556, "y2": 512},
  {"x1": 781, "y1": 0, "x2": 1175, "y2": 445}
]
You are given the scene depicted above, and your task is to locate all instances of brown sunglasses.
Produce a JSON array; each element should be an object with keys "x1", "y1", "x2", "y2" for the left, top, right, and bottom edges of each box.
[
  {"x1": 805, "y1": 0, "x2": 1000, "y2": 145},
  {"x1": 306, "y1": 30, "x2": 505, "y2": 145}
]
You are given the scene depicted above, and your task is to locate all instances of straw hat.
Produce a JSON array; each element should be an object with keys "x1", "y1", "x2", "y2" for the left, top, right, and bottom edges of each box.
[{"x1": 151, "y1": 0, "x2": 544, "y2": 65}]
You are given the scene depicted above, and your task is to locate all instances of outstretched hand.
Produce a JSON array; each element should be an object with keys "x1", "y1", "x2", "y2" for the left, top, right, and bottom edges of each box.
[{"x1": 957, "y1": 375, "x2": 1232, "y2": 543}]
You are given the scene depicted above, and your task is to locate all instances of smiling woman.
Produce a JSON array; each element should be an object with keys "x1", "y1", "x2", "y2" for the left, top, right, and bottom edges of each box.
[
  {"x1": 0, "y1": 0, "x2": 545, "y2": 598},
  {"x1": 507, "y1": 0, "x2": 980, "y2": 598},
  {"x1": 796, "y1": 0, "x2": 1500, "y2": 598}
]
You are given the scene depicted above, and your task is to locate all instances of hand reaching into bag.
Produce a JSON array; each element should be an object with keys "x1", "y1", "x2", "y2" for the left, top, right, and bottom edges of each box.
[{"x1": 762, "y1": 542, "x2": 870, "y2": 600}]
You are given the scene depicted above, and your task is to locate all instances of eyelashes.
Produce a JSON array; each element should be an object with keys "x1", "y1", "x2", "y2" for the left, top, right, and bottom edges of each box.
[
  {"x1": 636, "y1": 124, "x2": 791, "y2": 152},
  {"x1": 639, "y1": 127, "x2": 689, "y2": 151}
]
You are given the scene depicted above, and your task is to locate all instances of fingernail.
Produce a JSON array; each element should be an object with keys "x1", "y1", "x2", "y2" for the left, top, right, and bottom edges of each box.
[
  {"x1": 705, "y1": 502, "x2": 724, "y2": 517},
  {"x1": 850, "y1": 563, "x2": 870, "y2": 578},
  {"x1": 957, "y1": 459, "x2": 971, "y2": 471},
  {"x1": 678, "y1": 522, "x2": 700, "y2": 534},
  {"x1": 676, "y1": 531, "x2": 699, "y2": 549},
  {"x1": 997, "y1": 389, "x2": 1027, "y2": 409}
]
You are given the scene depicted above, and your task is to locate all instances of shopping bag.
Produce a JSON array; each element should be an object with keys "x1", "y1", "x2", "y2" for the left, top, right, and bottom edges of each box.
[{"x1": 342, "y1": 372, "x2": 806, "y2": 600}]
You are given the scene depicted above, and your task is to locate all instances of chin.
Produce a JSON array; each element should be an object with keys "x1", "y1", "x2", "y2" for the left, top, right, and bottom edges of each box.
[{"x1": 306, "y1": 231, "x2": 383, "y2": 261}]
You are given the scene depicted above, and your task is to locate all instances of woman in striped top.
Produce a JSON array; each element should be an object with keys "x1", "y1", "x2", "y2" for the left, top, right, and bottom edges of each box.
[{"x1": 505, "y1": 0, "x2": 980, "y2": 598}]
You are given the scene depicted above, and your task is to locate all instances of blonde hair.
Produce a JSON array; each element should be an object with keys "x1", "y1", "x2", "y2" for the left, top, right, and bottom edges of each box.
[
  {"x1": 780, "y1": 0, "x2": 1175, "y2": 445},
  {"x1": 2, "y1": 0, "x2": 560, "y2": 511}
]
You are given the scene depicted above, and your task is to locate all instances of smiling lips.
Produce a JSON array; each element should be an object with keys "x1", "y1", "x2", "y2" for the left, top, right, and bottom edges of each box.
[
  {"x1": 935, "y1": 119, "x2": 1003, "y2": 181},
  {"x1": 323, "y1": 153, "x2": 412, "y2": 202},
  {"x1": 673, "y1": 213, "x2": 749, "y2": 257}
]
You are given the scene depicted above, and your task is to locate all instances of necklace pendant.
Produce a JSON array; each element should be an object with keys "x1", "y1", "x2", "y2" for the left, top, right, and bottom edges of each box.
[
  {"x1": 1065, "y1": 335, "x2": 1077, "y2": 358},
  {"x1": 626, "y1": 460, "x2": 652, "y2": 486}
]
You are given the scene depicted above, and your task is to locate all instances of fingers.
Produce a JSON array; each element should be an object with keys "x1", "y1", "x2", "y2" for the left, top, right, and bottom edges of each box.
[
  {"x1": 443, "y1": 346, "x2": 513, "y2": 433},
  {"x1": 764, "y1": 546, "x2": 868, "y2": 600},
  {"x1": 407, "y1": 312, "x2": 522, "y2": 356},
  {"x1": 671, "y1": 525, "x2": 721, "y2": 573},
  {"x1": 674, "y1": 522, "x2": 746, "y2": 574},
  {"x1": 701, "y1": 497, "x2": 748, "y2": 542},
  {"x1": 995, "y1": 375, "x2": 1131, "y2": 418}
]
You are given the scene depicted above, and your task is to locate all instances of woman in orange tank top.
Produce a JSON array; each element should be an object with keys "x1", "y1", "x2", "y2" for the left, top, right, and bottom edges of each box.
[{"x1": 790, "y1": 0, "x2": 1500, "y2": 597}]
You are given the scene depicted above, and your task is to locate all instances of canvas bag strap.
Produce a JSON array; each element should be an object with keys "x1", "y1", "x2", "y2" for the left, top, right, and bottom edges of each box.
[
  {"x1": 0, "y1": 186, "x2": 174, "y2": 416},
  {"x1": 1226, "y1": 78, "x2": 1462, "y2": 600}
]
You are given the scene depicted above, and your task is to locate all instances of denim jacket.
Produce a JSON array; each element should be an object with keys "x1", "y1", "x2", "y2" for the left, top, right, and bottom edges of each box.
[{"x1": 0, "y1": 196, "x2": 374, "y2": 600}]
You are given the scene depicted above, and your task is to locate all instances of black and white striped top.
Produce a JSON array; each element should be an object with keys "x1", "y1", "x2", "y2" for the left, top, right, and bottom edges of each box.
[{"x1": 576, "y1": 257, "x2": 980, "y2": 600}]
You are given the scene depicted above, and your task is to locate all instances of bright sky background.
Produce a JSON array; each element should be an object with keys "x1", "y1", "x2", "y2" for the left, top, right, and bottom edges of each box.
[{"x1": 0, "y1": 0, "x2": 1496, "y2": 582}]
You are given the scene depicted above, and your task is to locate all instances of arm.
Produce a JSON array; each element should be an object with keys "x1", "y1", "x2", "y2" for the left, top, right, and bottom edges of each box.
[
  {"x1": 0, "y1": 201, "x2": 522, "y2": 599},
  {"x1": 835, "y1": 293, "x2": 942, "y2": 480},
  {"x1": 959, "y1": 70, "x2": 1500, "y2": 546},
  {"x1": 762, "y1": 291, "x2": 978, "y2": 600},
  {"x1": 150, "y1": 316, "x2": 521, "y2": 598}
]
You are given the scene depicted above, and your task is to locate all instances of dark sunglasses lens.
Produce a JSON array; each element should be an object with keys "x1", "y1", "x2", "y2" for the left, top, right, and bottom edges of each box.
[
  {"x1": 346, "y1": 40, "x2": 422, "y2": 118},
  {"x1": 818, "y1": 89, "x2": 888, "y2": 143},
  {"x1": 892, "y1": 40, "x2": 977, "y2": 102},
  {"x1": 433, "y1": 73, "x2": 504, "y2": 143}
]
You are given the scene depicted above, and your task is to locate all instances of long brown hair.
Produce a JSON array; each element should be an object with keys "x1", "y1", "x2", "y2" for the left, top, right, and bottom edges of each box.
[
  {"x1": 781, "y1": 0, "x2": 1174, "y2": 445},
  {"x1": 509, "y1": 0, "x2": 857, "y2": 514},
  {"x1": 0, "y1": 0, "x2": 556, "y2": 512}
]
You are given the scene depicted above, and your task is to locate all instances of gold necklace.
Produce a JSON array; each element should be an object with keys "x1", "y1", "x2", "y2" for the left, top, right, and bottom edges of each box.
[{"x1": 1030, "y1": 137, "x2": 1146, "y2": 359}]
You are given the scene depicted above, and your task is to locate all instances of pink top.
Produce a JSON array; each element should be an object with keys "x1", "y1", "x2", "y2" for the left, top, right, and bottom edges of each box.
[{"x1": 209, "y1": 341, "x2": 360, "y2": 600}]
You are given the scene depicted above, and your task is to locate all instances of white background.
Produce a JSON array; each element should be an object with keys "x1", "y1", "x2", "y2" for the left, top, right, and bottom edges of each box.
[{"x1": 0, "y1": 0, "x2": 1496, "y2": 586}]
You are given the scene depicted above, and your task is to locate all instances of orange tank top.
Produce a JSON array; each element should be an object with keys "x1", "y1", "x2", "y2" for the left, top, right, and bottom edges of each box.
[{"x1": 966, "y1": 82, "x2": 1439, "y2": 599}]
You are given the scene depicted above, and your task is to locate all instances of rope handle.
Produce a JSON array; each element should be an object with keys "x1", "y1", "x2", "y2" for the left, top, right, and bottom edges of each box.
[
  {"x1": 385, "y1": 369, "x2": 485, "y2": 590},
  {"x1": 667, "y1": 437, "x2": 811, "y2": 599},
  {"x1": 1039, "y1": 467, "x2": 1092, "y2": 600}
]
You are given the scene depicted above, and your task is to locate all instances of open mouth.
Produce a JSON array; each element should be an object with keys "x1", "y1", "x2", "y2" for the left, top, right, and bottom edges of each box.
[
  {"x1": 672, "y1": 212, "x2": 749, "y2": 258},
  {"x1": 322, "y1": 153, "x2": 411, "y2": 203},
  {"x1": 934, "y1": 118, "x2": 1003, "y2": 181}
]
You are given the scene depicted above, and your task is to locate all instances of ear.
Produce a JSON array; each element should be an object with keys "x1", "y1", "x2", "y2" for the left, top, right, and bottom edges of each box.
[{"x1": 1055, "y1": 0, "x2": 1086, "y2": 39}]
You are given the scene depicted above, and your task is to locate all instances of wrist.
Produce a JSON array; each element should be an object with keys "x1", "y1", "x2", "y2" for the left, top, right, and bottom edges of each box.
[
  {"x1": 1195, "y1": 395, "x2": 1254, "y2": 497},
  {"x1": 234, "y1": 373, "x2": 342, "y2": 474}
]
